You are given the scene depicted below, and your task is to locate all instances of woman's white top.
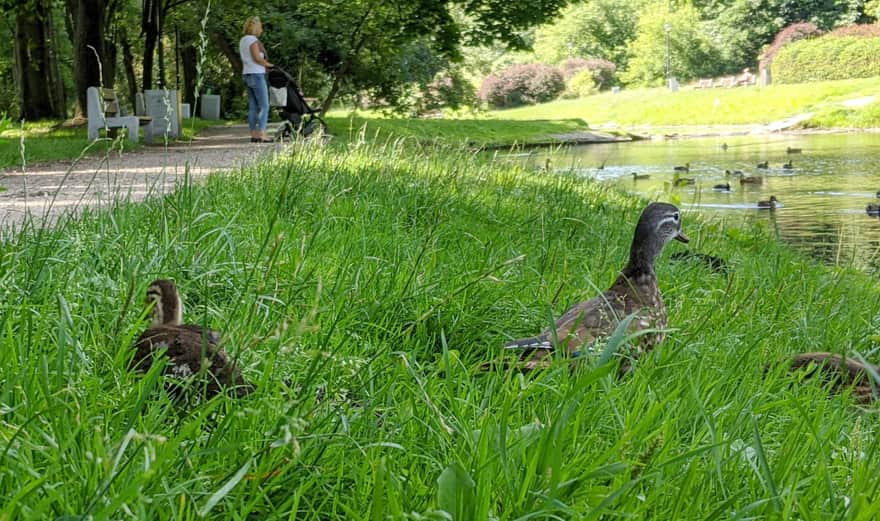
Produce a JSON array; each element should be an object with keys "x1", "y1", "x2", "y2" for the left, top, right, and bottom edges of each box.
[{"x1": 239, "y1": 35, "x2": 266, "y2": 74}]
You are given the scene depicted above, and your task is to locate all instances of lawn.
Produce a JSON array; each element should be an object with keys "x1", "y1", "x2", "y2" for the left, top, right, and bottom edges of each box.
[
  {"x1": 1, "y1": 137, "x2": 879, "y2": 519},
  {"x1": 485, "y1": 76, "x2": 880, "y2": 128}
]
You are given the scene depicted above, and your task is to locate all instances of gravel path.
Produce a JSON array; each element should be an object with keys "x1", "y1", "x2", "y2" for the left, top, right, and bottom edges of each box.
[{"x1": 0, "y1": 124, "x2": 285, "y2": 233}]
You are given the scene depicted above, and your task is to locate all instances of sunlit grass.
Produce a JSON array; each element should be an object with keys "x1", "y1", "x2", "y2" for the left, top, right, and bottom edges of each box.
[
  {"x1": 485, "y1": 77, "x2": 880, "y2": 127},
  {"x1": 1, "y1": 137, "x2": 879, "y2": 518}
]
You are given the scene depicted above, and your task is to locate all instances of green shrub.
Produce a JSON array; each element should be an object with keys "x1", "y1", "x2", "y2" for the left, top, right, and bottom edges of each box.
[
  {"x1": 773, "y1": 36, "x2": 880, "y2": 83},
  {"x1": 565, "y1": 69, "x2": 600, "y2": 98}
]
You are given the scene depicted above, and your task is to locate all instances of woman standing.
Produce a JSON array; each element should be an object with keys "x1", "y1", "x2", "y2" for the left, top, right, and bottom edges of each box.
[{"x1": 239, "y1": 17, "x2": 274, "y2": 143}]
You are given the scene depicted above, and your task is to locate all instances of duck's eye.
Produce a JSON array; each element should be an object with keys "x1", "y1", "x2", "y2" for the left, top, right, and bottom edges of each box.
[{"x1": 673, "y1": 212, "x2": 680, "y2": 222}]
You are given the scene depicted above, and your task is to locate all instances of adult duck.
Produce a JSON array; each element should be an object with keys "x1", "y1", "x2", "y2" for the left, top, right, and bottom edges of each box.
[
  {"x1": 757, "y1": 195, "x2": 780, "y2": 209},
  {"x1": 497, "y1": 203, "x2": 688, "y2": 375}
]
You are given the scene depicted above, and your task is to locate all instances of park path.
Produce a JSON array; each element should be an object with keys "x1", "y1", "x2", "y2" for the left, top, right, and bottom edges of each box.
[{"x1": 0, "y1": 124, "x2": 285, "y2": 234}]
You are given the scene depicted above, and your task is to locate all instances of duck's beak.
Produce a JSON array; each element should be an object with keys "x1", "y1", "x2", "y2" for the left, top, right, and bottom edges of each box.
[{"x1": 674, "y1": 230, "x2": 690, "y2": 243}]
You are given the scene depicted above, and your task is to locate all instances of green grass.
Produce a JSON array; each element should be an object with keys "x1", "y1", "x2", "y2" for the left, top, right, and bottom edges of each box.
[
  {"x1": 324, "y1": 114, "x2": 591, "y2": 147},
  {"x1": 0, "y1": 117, "x2": 222, "y2": 170},
  {"x1": 485, "y1": 77, "x2": 880, "y2": 128},
  {"x1": 2, "y1": 137, "x2": 880, "y2": 519}
]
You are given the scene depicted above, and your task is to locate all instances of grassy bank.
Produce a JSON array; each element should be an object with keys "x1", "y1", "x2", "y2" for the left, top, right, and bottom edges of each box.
[
  {"x1": 2, "y1": 139, "x2": 880, "y2": 519},
  {"x1": 486, "y1": 76, "x2": 880, "y2": 128}
]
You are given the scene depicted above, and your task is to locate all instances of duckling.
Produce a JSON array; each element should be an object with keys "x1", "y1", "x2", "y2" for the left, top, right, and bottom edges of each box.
[
  {"x1": 756, "y1": 161, "x2": 769, "y2": 169},
  {"x1": 496, "y1": 202, "x2": 688, "y2": 375},
  {"x1": 757, "y1": 195, "x2": 780, "y2": 209},
  {"x1": 131, "y1": 279, "x2": 254, "y2": 399},
  {"x1": 786, "y1": 147, "x2": 802, "y2": 154},
  {"x1": 739, "y1": 176, "x2": 763, "y2": 184},
  {"x1": 713, "y1": 183, "x2": 731, "y2": 191},
  {"x1": 673, "y1": 162, "x2": 690, "y2": 172},
  {"x1": 867, "y1": 204, "x2": 880, "y2": 216},
  {"x1": 787, "y1": 352, "x2": 878, "y2": 403},
  {"x1": 782, "y1": 160, "x2": 793, "y2": 169},
  {"x1": 632, "y1": 172, "x2": 650, "y2": 180},
  {"x1": 670, "y1": 251, "x2": 730, "y2": 273}
]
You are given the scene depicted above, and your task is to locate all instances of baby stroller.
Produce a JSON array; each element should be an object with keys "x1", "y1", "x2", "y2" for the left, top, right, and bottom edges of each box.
[{"x1": 267, "y1": 67, "x2": 328, "y2": 140}]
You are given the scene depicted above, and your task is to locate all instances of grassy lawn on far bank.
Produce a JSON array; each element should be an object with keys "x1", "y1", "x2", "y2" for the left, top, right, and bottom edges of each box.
[
  {"x1": 2, "y1": 138, "x2": 879, "y2": 518},
  {"x1": 485, "y1": 76, "x2": 880, "y2": 128}
]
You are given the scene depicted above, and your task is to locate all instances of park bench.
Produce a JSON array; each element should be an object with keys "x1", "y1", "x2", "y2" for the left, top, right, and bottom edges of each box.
[{"x1": 87, "y1": 87, "x2": 151, "y2": 143}]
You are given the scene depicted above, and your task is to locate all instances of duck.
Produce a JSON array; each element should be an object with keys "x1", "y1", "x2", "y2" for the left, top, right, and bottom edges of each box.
[
  {"x1": 786, "y1": 147, "x2": 802, "y2": 154},
  {"x1": 875, "y1": 191, "x2": 880, "y2": 198},
  {"x1": 713, "y1": 183, "x2": 731, "y2": 191},
  {"x1": 786, "y1": 352, "x2": 878, "y2": 403},
  {"x1": 632, "y1": 172, "x2": 650, "y2": 180},
  {"x1": 756, "y1": 161, "x2": 769, "y2": 169},
  {"x1": 130, "y1": 279, "x2": 254, "y2": 399},
  {"x1": 782, "y1": 160, "x2": 793, "y2": 169},
  {"x1": 867, "y1": 204, "x2": 880, "y2": 216},
  {"x1": 725, "y1": 169, "x2": 744, "y2": 177},
  {"x1": 739, "y1": 176, "x2": 763, "y2": 184},
  {"x1": 496, "y1": 202, "x2": 688, "y2": 375},
  {"x1": 757, "y1": 195, "x2": 780, "y2": 209},
  {"x1": 670, "y1": 251, "x2": 729, "y2": 273},
  {"x1": 673, "y1": 162, "x2": 690, "y2": 172},
  {"x1": 673, "y1": 177, "x2": 695, "y2": 186}
]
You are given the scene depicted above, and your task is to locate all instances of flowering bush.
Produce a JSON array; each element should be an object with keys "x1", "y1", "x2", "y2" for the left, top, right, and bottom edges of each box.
[
  {"x1": 759, "y1": 22, "x2": 823, "y2": 71},
  {"x1": 478, "y1": 63, "x2": 565, "y2": 108}
]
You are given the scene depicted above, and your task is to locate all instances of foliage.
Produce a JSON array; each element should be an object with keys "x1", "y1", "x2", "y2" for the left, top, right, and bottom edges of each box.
[
  {"x1": 621, "y1": 2, "x2": 721, "y2": 86},
  {"x1": 772, "y1": 35, "x2": 880, "y2": 84},
  {"x1": 758, "y1": 22, "x2": 823, "y2": 71},
  {"x1": 561, "y1": 58, "x2": 617, "y2": 98},
  {"x1": 532, "y1": 0, "x2": 642, "y2": 69},
  {"x1": 478, "y1": 63, "x2": 565, "y2": 108}
]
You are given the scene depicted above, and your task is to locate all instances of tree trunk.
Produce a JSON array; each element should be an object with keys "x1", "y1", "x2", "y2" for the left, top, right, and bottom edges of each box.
[
  {"x1": 141, "y1": 0, "x2": 159, "y2": 89},
  {"x1": 72, "y1": 0, "x2": 106, "y2": 119},
  {"x1": 121, "y1": 34, "x2": 139, "y2": 108},
  {"x1": 179, "y1": 36, "x2": 198, "y2": 106},
  {"x1": 13, "y1": 1, "x2": 67, "y2": 119}
]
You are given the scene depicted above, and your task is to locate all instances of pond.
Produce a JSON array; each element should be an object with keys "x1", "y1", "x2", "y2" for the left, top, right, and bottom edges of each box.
[{"x1": 512, "y1": 133, "x2": 880, "y2": 275}]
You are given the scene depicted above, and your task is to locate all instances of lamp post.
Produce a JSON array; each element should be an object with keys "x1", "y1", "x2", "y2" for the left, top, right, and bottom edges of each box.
[{"x1": 664, "y1": 22, "x2": 672, "y2": 89}]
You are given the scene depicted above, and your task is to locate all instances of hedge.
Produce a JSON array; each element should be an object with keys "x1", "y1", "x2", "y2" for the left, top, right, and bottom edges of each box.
[{"x1": 772, "y1": 36, "x2": 880, "y2": 84}]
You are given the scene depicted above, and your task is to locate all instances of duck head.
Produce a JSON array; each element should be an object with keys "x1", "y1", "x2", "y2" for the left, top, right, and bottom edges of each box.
[
  {"x1": 145, "y1": 279, "x2": 183, "y2": 326},
  {"x1": 629, "y1": 202, "x2": 689, "y2": 270}
]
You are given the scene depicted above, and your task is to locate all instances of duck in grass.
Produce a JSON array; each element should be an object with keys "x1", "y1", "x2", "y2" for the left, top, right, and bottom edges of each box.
[
  {"x1": 867, "y1": 204, "x2": 880, "y2": 216},
  {"x1": 756, "y1": 161, "x2": 769, "y2": 169},
  {"x1": 131, "y1": 279, "x2": 254, "y2": 399},
  {"x1": 739, "y1": 176, "x2": 763, "y2": 184},
  {"x1": 786, "y1": 352, "x2": 879, "y2": 403},
  {"x1": 757, "y1": 195, "x2": 780, "y2": 209},
  {"x1": 632, "y1": 172, "x2": 650, "y2": 180},
  {"x1": 673, "y1": 162, "x2": 690, "y2": 172},
  {"x1": 492, "y1": 202, "x2": 688, "y2": 376}
]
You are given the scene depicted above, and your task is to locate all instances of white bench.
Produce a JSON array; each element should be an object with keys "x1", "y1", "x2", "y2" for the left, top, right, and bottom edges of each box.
[{"x1": 87, "y1": 87, "x2": 151, "y2": 143}]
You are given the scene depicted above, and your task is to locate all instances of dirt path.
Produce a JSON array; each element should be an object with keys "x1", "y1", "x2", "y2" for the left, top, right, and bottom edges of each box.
[{"x1": 0, "y1": 124, "x2": 286, "y2": 233}]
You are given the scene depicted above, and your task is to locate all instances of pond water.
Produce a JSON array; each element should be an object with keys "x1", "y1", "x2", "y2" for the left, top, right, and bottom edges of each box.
[{"x1": 510, "y1": 133, "x2": 880, "y2": 275}]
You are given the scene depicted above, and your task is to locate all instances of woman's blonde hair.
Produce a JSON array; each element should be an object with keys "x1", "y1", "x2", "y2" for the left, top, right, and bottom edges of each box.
[{"x1": 243, "y1": 17, "x2": 262, "y2": 35}]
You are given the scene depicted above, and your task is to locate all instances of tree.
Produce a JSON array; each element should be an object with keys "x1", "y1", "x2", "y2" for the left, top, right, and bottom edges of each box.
[
  {"x1": 621, "y1": 1, "x2": 721, "y2": 86},
  {"x1": 2, "y1": 0, "x2": 67, "y2": 119},
  {"x1": 533, "y1": 0, "x2": 642, "y2": 69}
]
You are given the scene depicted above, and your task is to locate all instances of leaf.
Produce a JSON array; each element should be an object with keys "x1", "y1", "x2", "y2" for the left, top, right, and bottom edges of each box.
[
  {"x1": 437, "y1": 462, "x2": 475, "y2": 519},
  {"x1": 198, "y1": 459, "x2": 252, "y2": 517}
]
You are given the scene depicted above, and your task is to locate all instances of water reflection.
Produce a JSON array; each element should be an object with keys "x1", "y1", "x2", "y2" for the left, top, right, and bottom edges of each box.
[{"x1": 514, "y1": 133, "x2": 880, "y2": 274}]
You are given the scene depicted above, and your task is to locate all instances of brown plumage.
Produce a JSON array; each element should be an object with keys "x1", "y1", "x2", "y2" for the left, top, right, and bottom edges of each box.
[
  {"x1": 498, "y1": 202, "x2": 688, "y2": 375},
  {"x1": 788, "y1": 352, "x2": 878, "y2": 403},
  {"x1": 131, "y1": 279, "x2": 253, "y2": 399}
]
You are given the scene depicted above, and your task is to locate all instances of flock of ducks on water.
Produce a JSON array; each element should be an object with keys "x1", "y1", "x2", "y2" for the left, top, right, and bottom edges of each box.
[
  {"x1": 627, "y1": 147, "x2": 880, "y2": 215},
  {"x1": 132, "y1": 203, "x2": 880, "y2": 405}
]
